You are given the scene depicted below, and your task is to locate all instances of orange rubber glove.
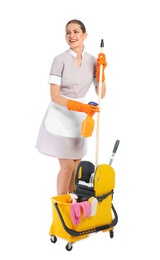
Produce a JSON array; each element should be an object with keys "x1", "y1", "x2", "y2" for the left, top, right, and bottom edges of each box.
[
  {"x1": 67, "y1": 100, "x2": 99, "y2": 116},
  {"x1": 96, "y1": 53, "x2": 107, "y2": 82}
]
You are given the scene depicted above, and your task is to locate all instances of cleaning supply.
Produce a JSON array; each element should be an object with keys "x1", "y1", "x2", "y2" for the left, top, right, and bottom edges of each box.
[
  {"x1": 67, "y1": 99, "x2": 99, "y2": 116},
  {"x1": 88, "y1": 197, "x2": 98, "y2": 216},
  {"x1": 70, "y1": 203, "x2": 81, "y2": 225},
  {"x1": 70, "y1": 201, "x2": 91, "y2": 225},
  {"x1": 69, "y1": 193, "x2": 78, "y2": 203},
  {"x1": 81, "y1": 102, "x2": 98, "y2": 137}
]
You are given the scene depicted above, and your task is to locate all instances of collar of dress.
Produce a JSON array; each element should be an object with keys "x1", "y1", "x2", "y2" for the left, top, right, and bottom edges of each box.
[{"x1": 68, "y1": 48, "x2": 85, "y2": 57}]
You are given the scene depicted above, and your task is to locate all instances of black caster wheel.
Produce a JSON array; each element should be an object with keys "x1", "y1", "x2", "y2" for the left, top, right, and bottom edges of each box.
[
  {"x1": 65, "y1": 243, "x2": 73, "y2": 251},
  {"x1": 50, "y1": 235, "x2": 57, "y2": 243},
  {"x1": 109, "y1": 230, "x2": 114, "y2": 238}
]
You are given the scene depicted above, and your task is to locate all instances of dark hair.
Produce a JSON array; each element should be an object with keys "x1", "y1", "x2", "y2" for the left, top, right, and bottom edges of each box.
[{"x1": 66, "y1": 19, "x2": 86, "y2": 33}]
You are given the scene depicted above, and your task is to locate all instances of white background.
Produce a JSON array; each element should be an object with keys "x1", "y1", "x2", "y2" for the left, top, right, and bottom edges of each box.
[{"x1": 0, "y1": 0, "x2": 160, "y2": 259}]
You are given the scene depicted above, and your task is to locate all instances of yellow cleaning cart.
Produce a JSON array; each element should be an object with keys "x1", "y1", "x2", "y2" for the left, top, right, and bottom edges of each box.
[{"x1": 49, "y1": 140, "x2": 120, "y2": 251}]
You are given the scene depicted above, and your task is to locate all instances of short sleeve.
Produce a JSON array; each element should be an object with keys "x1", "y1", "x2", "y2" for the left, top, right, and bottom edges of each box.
[
  {"x1": 48, "y1": 56, "x2": 64, "y2": 85},
  {"x1": 92, "y1": 77, "x2": 97, "y2": 87}
]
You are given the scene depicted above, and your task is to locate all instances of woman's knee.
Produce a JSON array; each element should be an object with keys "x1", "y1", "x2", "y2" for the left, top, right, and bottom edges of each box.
[{"x1": 59, "y1": 159, "x2": 75, "y2": 173}]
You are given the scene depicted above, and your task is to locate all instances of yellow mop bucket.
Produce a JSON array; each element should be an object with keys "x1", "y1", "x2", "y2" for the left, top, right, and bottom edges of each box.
[{"x1": 49, "y1": 150, "x2": 119, "y2": 251}]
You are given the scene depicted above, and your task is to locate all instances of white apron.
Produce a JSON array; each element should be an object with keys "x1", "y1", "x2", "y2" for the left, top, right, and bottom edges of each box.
[{"x1": 44, "y1": 97, "x2": 86, "y2": 137}]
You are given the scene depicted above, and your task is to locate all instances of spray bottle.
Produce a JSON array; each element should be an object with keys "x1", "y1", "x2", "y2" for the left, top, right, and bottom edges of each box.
[{"x1": 81, "y1": 101, "x2": 98, "y2": 137}]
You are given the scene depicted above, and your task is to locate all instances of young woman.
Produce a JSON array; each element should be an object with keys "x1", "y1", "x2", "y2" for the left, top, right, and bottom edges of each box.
[{"x1": 35, "y1": 19, "x2": 107, "y2": 195}]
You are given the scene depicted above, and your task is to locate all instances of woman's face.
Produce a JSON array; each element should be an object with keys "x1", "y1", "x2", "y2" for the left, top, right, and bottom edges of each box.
[{"x1": 65, "y1": 23, "x2": 87, "y2": 50}]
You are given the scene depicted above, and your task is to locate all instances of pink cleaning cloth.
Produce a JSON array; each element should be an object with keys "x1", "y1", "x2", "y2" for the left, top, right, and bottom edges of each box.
[
  {"x1": 70, "y1": 203, "x2": 81, "y2": 225},
  {"x1": 79, "y1": 201, "x2": 91, "y2": 218},
  {"x1": 70, "y1": 201, "x2": 91, "y2": 225}
]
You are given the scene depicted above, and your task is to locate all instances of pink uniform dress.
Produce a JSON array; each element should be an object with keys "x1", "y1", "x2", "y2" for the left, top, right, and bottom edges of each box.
[{"x1": 35, "y1": 48, "x2": 97, "y2": 159}]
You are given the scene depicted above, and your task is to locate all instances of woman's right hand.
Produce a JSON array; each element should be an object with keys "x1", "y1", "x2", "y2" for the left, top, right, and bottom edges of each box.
[{"x1": 67, "y1": 100, "x2": 100, "y2": 116}]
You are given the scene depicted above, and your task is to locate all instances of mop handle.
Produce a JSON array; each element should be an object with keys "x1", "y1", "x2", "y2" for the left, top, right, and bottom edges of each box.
[
  {"x1": 95, "y1": 39, "x2": 104, "y2": 170},
  {"x1": 97, "y1": 40, "x2": 104, "y2": 109}
]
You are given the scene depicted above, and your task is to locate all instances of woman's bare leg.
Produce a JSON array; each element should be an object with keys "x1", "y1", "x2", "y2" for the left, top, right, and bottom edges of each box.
[
  {"x1": 68, "y1": 159, "x2": 81, "y2": 193},
  {"x1": 57, "y1": 159, "x2": 75, "y2": 195},
  {"x1": 57, "y1": 159, "x2": 81, "y2": 195}
]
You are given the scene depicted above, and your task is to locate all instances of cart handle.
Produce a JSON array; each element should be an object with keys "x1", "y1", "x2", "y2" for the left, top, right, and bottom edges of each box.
[
  {"x1": 109, "y1": 139, "x2": 120, "y2": 166},
  {"x1": 113, "y1": 140, "x2": 120, "y2": 153},
  {"x1": 53, "y1": 200, "x2": 118, "y2": 237}
]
